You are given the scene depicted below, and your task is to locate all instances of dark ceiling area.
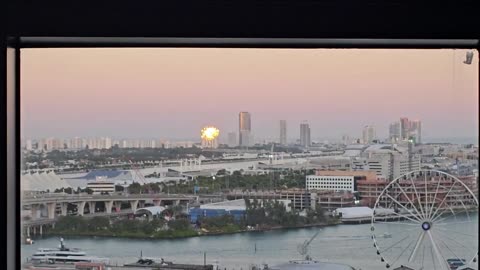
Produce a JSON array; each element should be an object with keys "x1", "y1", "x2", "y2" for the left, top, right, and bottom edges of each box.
[{"x1": 4, "y1": 1, "x2": 480, "y2": 41}]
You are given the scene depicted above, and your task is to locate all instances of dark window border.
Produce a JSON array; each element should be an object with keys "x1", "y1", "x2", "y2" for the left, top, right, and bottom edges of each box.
[
  {"x1": 9, "y1": 37, "x2": 480, "y2": 49},
  {"x1": 4, "y1": 36, "x2": 480, "y2": 270}
]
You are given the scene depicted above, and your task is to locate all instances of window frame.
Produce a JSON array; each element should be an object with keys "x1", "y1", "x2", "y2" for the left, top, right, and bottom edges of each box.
[{"x1": 4, "y1": 3, "x2": 480, "y2": 270}]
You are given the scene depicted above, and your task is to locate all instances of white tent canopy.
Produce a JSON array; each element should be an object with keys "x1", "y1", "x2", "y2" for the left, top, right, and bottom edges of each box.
[{"x1": 21, "y1": 171, "x2": 71, "y2": 192}]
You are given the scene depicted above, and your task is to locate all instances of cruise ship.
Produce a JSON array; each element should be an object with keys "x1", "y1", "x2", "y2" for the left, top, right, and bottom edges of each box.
[{"x1": 27, "y1": 238, "x2": 109, "y2": 264}]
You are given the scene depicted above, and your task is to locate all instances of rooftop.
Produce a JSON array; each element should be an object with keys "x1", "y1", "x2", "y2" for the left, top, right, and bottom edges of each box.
[
  {"x1": 313, "y1": 170, "x2": 377, "y2": 180},
  {"x1": 199, "y1": 199, "x2": 246, "y2": 211}
]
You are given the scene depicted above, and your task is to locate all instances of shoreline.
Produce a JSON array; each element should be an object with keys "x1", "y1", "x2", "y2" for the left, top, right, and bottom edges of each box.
[{"x1": 34, "y1": 221, "x2": 341, "y2": 241}]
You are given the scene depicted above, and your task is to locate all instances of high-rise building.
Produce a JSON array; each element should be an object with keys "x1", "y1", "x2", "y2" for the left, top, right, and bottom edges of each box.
[
  {"x1": 398, "y1": 117, "x2": 422, "y2": 144},
  {"x1": 38, "y1": 137, "x2": 63, "y2": 151},
  {"x1": 280, "y1": 120, "x2": 287, "y2": 145},
  {"x1": 300, "y1": 122, "x2": 311, "y2": 147},
  {"x1": 69, "y1": 137, "x2": 83, "y2": 149},
  {"x1": 352, "y1": 147, "x2": 421, "y2": 181},
  {"x1": 362, "y1": 125, "x2": 376, "y2": 144},
  {"x1": 112, "y1": 140, "x2": 120, "y2": 148},
  {"x1": 389, "y1": 122, "x2": 401, "y2": 142},
  {"x1": 410, "y1": 120, "x2": 422, "y2": 144},
  {"x1": 25, "y1": 139, "x2": 33, "y2": 151},
  {"x1": 400, "y1": 117, "x2": 410, "y2": 141},
  {"x1": 341, "y1": 135, "x2": 351, "y2": 145},
  {"x1": 227, "y1": 132, "x2": 237, "y2": 147},
  {"x1": 99, "y1": 137, "x2": 112, "y2": 149},
  {"x1": 239, "y1": 112, "x2": 251, "y2": 147},
  {"x1": 239, "y1": 130, "x2": 254, "y2": 147}
]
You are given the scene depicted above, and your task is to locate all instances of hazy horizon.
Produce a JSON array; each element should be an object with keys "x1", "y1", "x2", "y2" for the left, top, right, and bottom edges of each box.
[{"x1": 21, "y1": 48, "x2": 479, "y2": 141}]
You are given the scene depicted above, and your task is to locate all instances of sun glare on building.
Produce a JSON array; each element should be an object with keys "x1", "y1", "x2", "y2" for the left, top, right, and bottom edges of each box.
[{"x1": 200, "y1": 126, "x2": 220, "y2": 148}]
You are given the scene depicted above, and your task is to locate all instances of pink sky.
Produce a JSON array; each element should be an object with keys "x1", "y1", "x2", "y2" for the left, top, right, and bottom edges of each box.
[{"x1": 21, "y1": 48, "x2": 478, "y2": 142}]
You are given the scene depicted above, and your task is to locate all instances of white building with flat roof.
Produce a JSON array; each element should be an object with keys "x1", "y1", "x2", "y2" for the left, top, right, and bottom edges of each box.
[
  {"x1": 86, "y1": 176, "x2": 115, "y2": 194},
  {"x1": 306, "y1": 175, "x2": 356, "y2": 192},
  {"x1": 306, "y1": 171, "x2": 377, "y2": 192}
]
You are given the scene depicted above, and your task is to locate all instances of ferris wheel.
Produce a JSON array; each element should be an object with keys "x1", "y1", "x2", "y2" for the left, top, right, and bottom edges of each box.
[{"x1": 371, "y1": 170, "x2": 479, "y2": 270}]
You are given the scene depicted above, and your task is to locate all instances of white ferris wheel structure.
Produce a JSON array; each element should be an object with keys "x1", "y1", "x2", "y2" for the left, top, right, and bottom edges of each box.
[{"x1": 371, "y1": 170, "x2": 478, "y2": 270}]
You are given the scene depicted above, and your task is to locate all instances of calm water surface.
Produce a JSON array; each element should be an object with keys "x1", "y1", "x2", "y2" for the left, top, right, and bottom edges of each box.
[{"x1": 21, "y1": 218, "x2": 478, "y2": 270}]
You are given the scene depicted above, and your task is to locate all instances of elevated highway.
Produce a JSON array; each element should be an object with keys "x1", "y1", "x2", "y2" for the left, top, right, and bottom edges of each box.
[{"x1": 21, "y1": 193, "x2": 198, "y2": 221}]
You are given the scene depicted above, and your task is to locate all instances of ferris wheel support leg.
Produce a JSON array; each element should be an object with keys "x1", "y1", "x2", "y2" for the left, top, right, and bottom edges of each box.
[
  {"x1": 408, "y1": 231, "x2": 425, "y2": 263},
  {"x1": 427, "y1": 230, "x2": 448, "y2": 270}
]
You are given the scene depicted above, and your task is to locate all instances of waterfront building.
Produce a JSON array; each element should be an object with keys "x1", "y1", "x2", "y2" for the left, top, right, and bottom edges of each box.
[
  {"x1": 315, "y1": 190, "x2": 356, "y2": 211},
  {"x1": 356, "y1": 173, "x2": 478, "y2": 208}
]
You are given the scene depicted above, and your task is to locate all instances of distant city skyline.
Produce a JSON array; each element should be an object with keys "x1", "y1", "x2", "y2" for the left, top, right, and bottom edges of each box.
[{"x1": 21, "y1": 48, "x2": 478, "y2": 140}]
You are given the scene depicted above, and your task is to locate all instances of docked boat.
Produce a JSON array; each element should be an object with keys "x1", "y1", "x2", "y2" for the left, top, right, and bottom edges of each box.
[
  {"x1": 26, "y1": 238, "x2": 109, "y2": 265},
  {"x1": 447, "y1": 258, "x2": 466, "y2": 270},
  {"x1": 24, "y1": 237, "x2": 35, "y2": 245}
]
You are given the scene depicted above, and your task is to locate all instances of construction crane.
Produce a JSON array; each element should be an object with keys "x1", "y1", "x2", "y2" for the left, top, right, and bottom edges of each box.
[
  {"x1": 129, "y1": 160, "x2": 146, "y2": 185},
  {"x1": 297, "y1": 230, "x2": 320, "y2": 260}
]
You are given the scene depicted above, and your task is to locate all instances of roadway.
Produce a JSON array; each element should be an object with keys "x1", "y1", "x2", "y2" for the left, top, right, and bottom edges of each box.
[
  {"x1": 22, "y1": 193, "x2": 197, "y2": 205},
  {"x1": 22, "y1": 209, "x2": 136, "y2": 227}
]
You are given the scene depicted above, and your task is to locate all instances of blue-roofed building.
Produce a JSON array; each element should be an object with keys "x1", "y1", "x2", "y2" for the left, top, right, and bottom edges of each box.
[
  {"x1": 188, "y1": 199, "x2": 246, "y2": 223},
  {"x1": 63, "y1": 170, "x2": 141, "y2": 188},
  {"x1": 69, "y1": 170, "x2": 134, "y2": 180}
]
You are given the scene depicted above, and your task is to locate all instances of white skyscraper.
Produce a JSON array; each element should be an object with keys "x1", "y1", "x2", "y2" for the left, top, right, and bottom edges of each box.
[
  {"x1": 99, "y1": 137, "x2": 112, "y2": 149},
  {"x1": 400, "y1": 117, "x2": 410, "y2": 141},
  {"x1": 280, "y1": 120, "x2": 287, "y2": 145},
  {"x1": 389, "y1": 122, "x2": 401, "y2": 142},
  {"x1": 362, "y1": 125, "x2": 376, "y2": 144},
  {"x1": 69, "y1": 137, "x2": 82, "y2": 149},
  {"x1": 410, "y1": 120, "x2": 422, "y2": 144},
  {"x1": 39, "y1": 137, "x2": 63, "y2": 151},
  {"x1": 300, "y1": 122, "x2": 311, "y2": 147}
]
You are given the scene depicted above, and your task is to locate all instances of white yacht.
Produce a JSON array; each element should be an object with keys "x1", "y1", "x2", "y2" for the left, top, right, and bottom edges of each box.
[{"x1": 28, "y1": 238, "x2": 109, "y2": 264}]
